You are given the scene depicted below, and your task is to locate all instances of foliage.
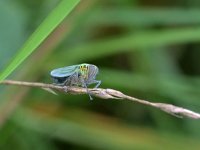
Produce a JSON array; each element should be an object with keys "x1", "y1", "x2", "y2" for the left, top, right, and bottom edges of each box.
[{"x1": 0, "y1": 0, "x2": 200, "y2": 150}]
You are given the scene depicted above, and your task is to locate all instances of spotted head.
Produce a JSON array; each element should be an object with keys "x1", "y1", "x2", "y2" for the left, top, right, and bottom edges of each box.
[{"x1": 79, "y1": 63, "x2": 89, "y2": 79}]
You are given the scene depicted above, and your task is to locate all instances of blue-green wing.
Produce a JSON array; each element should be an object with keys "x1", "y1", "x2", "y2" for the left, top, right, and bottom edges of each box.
[{"x1": 50, "y1": 65, "x2": 79, "y2": 77}]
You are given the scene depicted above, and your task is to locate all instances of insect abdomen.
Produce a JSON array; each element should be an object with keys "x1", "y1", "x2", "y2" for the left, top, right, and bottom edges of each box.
[{"x1": 51, "y1": 76, "x2": 68, "y2": 84}]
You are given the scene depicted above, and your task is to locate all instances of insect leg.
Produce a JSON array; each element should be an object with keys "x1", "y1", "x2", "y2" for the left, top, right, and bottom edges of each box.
[
  {"x1": 81, "y1": 78, "x2": 93, "y2": 100},
  {"x1": 63, "y1": 86, "x2": 68, "y2": 93},
  {"x1": 87, "y1": 90, "x2": 93, "y2": 100},
  {"x1": 63, "y1": 71, "x2": 79, "y2": 86},
  {"x1": 94, "y1": 80, "x2": 101, "y2": 88},
  {"x1": 71, "y1": 71, "x2": 80, "y2": 86},
  {"x1": 87, "y1": 80, "x2": 101, "y2": 88}
]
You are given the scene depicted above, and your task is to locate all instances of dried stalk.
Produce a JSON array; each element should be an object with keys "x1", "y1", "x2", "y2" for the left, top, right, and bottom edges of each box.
[{"x1": 1, "y1": 80, "x2": 200, "y2": 119}]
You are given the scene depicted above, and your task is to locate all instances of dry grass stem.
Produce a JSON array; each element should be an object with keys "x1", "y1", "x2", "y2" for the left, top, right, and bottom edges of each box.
[{"x1": 1, "y1": 80, "x2": 200, "y2": 119}]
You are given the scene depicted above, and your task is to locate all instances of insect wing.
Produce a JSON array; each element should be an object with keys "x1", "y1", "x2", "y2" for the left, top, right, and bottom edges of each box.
[
  {"x1": 50, "y1": 65, "x2": 78, "y2": 78},
  {"x1": 88, "y1": 65, "x2": 99, "y2": 80}
]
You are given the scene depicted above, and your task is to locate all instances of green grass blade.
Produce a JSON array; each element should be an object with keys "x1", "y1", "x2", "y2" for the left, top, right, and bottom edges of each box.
[
  {"x1": 0, "y1": 0, "x2": 80, "y2": 81},
  {"x1": 87, "y1": 8, "x2": 200, "y2": 27},
  {"x1": 57, "y1": 27, "x2": 200, "y2": 63}
]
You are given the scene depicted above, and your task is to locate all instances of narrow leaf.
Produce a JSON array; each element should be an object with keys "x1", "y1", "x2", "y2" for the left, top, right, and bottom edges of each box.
[{"x1": 0, "y1": 0, "x2": 80, "y2": 80}]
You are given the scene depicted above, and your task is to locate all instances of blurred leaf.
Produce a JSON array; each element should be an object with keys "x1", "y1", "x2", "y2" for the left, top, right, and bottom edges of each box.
[
  {"x1": 0, "y1": 0, "x2": 80, "y2": 81},
  {"x1": 12, "y1": 106, "x2": 200, "y2": 150},
  {"x1": 52, "y1": 27, "x2": 200, "y2": 64},
  {"x1": 0, "y1": 1, "x2": 27, "y2": 70},
  {"x1": 100, "y1": 68, "x2": 200, "y2": 105},
  {"x1": 86, "y1": 8, "x2": 200, "y2": 27},
  {"x1": 0, "y1": 120, "x2": 56, "y2": 150}
]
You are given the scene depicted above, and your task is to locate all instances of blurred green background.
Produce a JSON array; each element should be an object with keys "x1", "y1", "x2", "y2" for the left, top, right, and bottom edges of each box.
[{"x1": 0, "y1": 0, "x2": 200, "y2": 149}]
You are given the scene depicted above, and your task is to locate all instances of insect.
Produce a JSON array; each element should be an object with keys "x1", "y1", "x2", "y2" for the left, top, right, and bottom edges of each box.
[{"x1": 50, "y1": 63, "x2": 101, "y2": 100}]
